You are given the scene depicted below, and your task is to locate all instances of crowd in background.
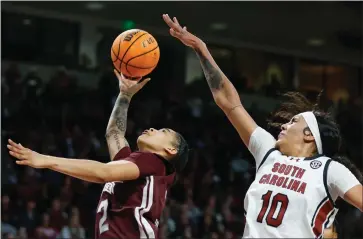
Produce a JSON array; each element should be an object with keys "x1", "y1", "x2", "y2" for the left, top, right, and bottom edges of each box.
[{"x1": 2, "y1": 63, "x2": 362, "y2": 239}]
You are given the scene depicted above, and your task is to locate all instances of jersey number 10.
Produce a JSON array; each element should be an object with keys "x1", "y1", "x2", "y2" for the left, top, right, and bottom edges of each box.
[{"x1": 257, "y1": 190, "x2": 289, "y2": 227}]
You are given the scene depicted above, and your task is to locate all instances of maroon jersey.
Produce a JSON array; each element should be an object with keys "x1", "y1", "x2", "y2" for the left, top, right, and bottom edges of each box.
[{"x1": 95, "y1": 147, "x2": 175, "y2": 239}]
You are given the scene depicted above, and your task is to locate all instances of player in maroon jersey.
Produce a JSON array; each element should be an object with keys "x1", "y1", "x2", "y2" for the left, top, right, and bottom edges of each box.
[{"x1": 7, "y1": 70, "x2": 189, "y2": 239}]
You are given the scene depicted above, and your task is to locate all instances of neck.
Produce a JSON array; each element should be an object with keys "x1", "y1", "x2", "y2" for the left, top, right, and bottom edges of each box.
[
  {"x1": 138, "y1": 145, "x2": 169, "y2": 160},
  {"x1": 137, "y1": 144, "x2": 151, "y2": 153},
  {"x1": 286, "y1": 144, "x2": 315, "y2": 158}
]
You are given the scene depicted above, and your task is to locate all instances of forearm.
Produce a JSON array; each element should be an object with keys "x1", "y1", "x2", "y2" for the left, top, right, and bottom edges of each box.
[
  {"x1": 46, "y1": 155, "x2": 108, "y2": 183},
  {"x1": 193, "y1": 40, "x2": 241, "y2": 109},
  {"x1": 106, "y1": 93, "x2": 132, "y2": 134},
  {"x1": 106, "y1": 93, "x2": 131, "y2": 152}
]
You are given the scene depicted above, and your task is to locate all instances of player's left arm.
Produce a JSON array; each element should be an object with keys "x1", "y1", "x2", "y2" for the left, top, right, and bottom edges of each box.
[
  {"x1": 328, "y1": 161, "x2": 363, "y2": 211},
  {"x1": 7, "y1": 139, "x2": 141, "y2": 183},
  {"x1": 105, "y1": 70, "x2": 150, "y2": 160},
  {"x1": 105, "y1": 92, "x2": 132, "y2": 160}
]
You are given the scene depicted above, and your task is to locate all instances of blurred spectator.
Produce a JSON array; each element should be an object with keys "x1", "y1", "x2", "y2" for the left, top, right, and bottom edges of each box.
[
  {"x1": 59, "y1": 177, "x2": 74, "y2": 211},
  {"x1": 18, "y1": 200, "x2": 39, "y2": 236},
  {"x1": 48, "y1": 199, "x2": 67, "y2": 232},
  {"x1": 1, "y1": 195, "x2": 13, "y2": 221},
  {"x1": 1, "y1": 214, "x2": 17, "y2": 239},
  {"x1": 35, "y1": 213, "x2": 58, "y2": 239},
  {"x1": 58, "y1": 214, "x2": 86, "y2": 239},
  {"x1": 18, "y1": 227, "x2": 28, "y2": 239}
]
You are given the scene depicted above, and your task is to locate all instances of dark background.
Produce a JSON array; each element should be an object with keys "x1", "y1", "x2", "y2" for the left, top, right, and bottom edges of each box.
[{"x1": 1, "y1": 1, "x2": 362, "y2": 239}]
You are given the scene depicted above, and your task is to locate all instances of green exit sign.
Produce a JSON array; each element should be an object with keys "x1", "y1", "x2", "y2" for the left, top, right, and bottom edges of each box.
[{"x1": 123, "y1": 20, "x2": 135, "y2": 30}]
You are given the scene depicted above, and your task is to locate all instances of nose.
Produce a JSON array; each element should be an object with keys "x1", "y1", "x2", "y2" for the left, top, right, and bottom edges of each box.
[
  {"x1": 281, "y1": 123, "x2": 287, "y2": 131},
  {"x1": 149, "y1": 128, "x2": 155, "y2": 132}
]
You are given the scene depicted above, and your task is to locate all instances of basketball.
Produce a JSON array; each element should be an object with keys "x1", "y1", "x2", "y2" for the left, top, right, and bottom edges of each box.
[{"x1": 111, "y1": 29, "x2": 160, "y2": 79}]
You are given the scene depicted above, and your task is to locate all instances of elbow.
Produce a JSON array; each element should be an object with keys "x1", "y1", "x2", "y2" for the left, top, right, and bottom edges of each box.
[
  {"x1": 95, "y1": 175, "x2": 109, "y2": 184},
  {"x1": 96, "y1": 165, "x2": 113, "y2": 184},
  {"x1": 213, "y1": 94, "x2": 240, "y2": 111},
  {"x1": 213, "y1": 93, "x2": 229, "y2": 109},
  {"x1": 213, "y1": 93, "x2": 224, "y2": 105}
]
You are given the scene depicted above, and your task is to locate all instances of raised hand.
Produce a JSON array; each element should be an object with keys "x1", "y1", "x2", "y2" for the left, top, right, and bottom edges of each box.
[
  {"x1": 114, "y1": 70, "x2": 151, "y2": 98},
  {"x1": 7, "y1": 139, "x2": 49, "y2": 168},
  {"x1": 162, "y1": 14, "x2": 202, "y2": 49}
]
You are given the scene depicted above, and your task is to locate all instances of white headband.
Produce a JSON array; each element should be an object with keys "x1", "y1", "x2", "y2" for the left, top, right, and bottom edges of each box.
[{"x1": 299, "y1": 111, "x2": 323, "y2": 154}]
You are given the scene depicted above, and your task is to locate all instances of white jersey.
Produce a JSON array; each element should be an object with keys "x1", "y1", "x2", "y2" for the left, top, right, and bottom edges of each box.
[{"x1": 243, "y1": 127, "x2": 360, "y2": 238}]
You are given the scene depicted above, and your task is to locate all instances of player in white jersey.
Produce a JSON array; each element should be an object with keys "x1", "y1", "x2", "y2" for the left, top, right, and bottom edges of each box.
[{"x1": 163, "y1": 14, "x2": 363, "y2": 238}]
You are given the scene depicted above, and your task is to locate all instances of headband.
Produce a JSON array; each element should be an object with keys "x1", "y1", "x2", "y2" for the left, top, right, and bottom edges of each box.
[{"x1": 299, "y1": 111, "x2": 323, "y2": 154}]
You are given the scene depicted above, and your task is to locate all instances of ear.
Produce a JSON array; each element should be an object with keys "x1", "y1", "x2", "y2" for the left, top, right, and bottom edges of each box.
[
  {"x1": 303, "y1": 127, "x2": 315, "y2": 143},
  {"x1": 164, "y1": 147, "x2": 177, "y2": 156}
]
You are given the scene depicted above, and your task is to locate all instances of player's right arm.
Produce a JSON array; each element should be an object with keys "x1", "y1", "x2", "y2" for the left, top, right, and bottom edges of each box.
[
  {"x1": 105, "y1": 70, "x2": 150, "y2": 160},
  {"x1": 163, "y1": 14, "x2": 275, "y2": 166},
  {"x1": 7, "y1": 139, "x2": 164, "y2": 184}
]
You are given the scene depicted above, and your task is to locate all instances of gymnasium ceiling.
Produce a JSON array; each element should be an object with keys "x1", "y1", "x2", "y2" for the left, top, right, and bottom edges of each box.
[{"x1": 2, "y1": 1, "x2": 362, "y2": 66}]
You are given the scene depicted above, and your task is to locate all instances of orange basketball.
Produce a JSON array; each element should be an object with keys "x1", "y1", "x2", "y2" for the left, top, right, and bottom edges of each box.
[{"x1": 111, "y1": 29, "x2": 160, "y2": 79}]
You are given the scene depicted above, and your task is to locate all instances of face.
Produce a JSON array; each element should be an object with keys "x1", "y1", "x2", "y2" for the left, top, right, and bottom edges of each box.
[
  {"x1": 2, "y1": 195, "x2": 10, "y2": 205},
  {"x1": 27, "y1": 201, "x2": 36, "y2": 210},
  {"x1": 137, "y1": 128, "x2": 178, "y2": 159},
  {"x1": 52, "y1": 199, "x2": 61, "y2": 211},
  {"x1": 70, "y1": 215, "x2": 80, "y2": 227},
  {"x1": 43, "y1": 214, "x2": 50, "y2": 226},
  {"x1": 276, "y1": 114, "x2": 314, "y2": 155},
  {"x1": 19, "y1": 227, "x2": 27, "y2": 238}
]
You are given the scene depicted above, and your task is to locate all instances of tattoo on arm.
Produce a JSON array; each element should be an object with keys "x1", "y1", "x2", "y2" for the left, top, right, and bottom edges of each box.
[
  {"x1": 105, "y1": 129, "x2": 129, "y2": 151},
  {"x1": 195, "y1": 48, "x2": 224, "y2": 91},
  {"x1": 106, "y1": 93, "x2": 132, "y2": 150},
  {"x1": 108, "y1": 94, "x2": 131, "y2": 133},
  {"x1": 114, "y1": 96, "x2": 129, "y2": 132}
]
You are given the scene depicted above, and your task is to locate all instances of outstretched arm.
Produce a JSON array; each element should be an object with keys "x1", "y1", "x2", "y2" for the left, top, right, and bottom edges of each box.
[
  {"x1": 105, "y1": 92, "x2": 132, "y2": 160},
  {"x1": 7, "y1": 139, "x2": 140, "y2": 183},
  {"x1": 193, "y1": 42, "x2": 258, "y2": 145},
  {"x1": 163, "y1": 14, "x2": 257, "y2": 146},
  {"x1": 105, "y1": 70, "x2": 150, "y2": 160}
]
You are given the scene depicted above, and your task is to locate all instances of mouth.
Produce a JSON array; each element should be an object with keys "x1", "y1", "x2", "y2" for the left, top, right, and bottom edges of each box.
[
  {"x1": 278, "y1": 132, "x2": 286, "y2": 139},
  {"x1": 142, "y1": 130, "x2": 149, "y2": 135}
]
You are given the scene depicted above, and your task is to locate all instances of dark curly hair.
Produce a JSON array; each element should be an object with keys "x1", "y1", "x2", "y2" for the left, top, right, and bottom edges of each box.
[{"x1": 267, "y1": 91, "x2": 362, "y2": 183}]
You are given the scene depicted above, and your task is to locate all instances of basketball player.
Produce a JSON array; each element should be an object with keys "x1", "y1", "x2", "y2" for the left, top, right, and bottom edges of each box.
[
  {"x1": 8, "y1": 70, "x2": 189, "y2": 239},
  {"x1": 163, "y1": 14, "x2": 363, "y2": 238}
]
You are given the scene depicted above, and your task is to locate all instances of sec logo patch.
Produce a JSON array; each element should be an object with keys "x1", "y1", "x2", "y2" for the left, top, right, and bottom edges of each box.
[{"x1": 310, "y1": 160, "x2": 322, "y2": 169}]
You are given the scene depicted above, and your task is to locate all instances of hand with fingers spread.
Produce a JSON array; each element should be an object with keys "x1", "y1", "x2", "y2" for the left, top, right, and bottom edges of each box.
[
  {"x1": 7, "y1": 139, "x2": 50, "y2": 168},
  {"x1": 162, "y1": 14, "x2": 203, "y2": 49},
  {"x1": 114, "y1": 69, "x2": 151, "y2": 99}
]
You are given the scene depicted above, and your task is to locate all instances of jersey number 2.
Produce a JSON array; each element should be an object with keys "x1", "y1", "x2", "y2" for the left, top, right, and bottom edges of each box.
[
  {"x1": 257, "y1": 190, "x2": 289, "y2": 227},
  {"x1": 97, "y1": 199, "x2": 109, "y2": 234}
]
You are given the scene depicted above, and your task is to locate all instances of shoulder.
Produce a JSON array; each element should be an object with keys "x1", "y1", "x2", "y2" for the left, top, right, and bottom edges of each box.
[
  {"x1": 125, "y1": 151, "x2": 167, "y2": 177},
  {"x1": 127, "y1": 150, "x2": 161, "y2": 161},
  {"x1": 113, "y1": 146, "x2": 132, "y2": 161},
  {"x1": 113, "y1": 147, "x2": 161, "y2": 161}
]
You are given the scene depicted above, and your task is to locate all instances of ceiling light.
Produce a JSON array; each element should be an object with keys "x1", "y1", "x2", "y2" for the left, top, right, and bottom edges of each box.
[
  {"x1": 86, "y1": 2, "x2": 104, "y2": 11},
  {"x1": 307, "y1": 38, "x2": 325, "y2": 47},
  {"x1": 210, "y1": 23, "x2": 228, "y2": 31}
]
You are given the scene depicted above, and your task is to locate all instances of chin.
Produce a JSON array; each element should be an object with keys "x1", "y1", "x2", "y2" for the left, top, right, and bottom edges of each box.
[
  {"x1": 275, "y1": 140, "x2": 282, "y2": 150},
  {"x1": 137, "y1": 135, "x2": 144, "y2": 142},
  {"x1": 137, "y1": 134, "x2": 150, "y2": 146}
]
